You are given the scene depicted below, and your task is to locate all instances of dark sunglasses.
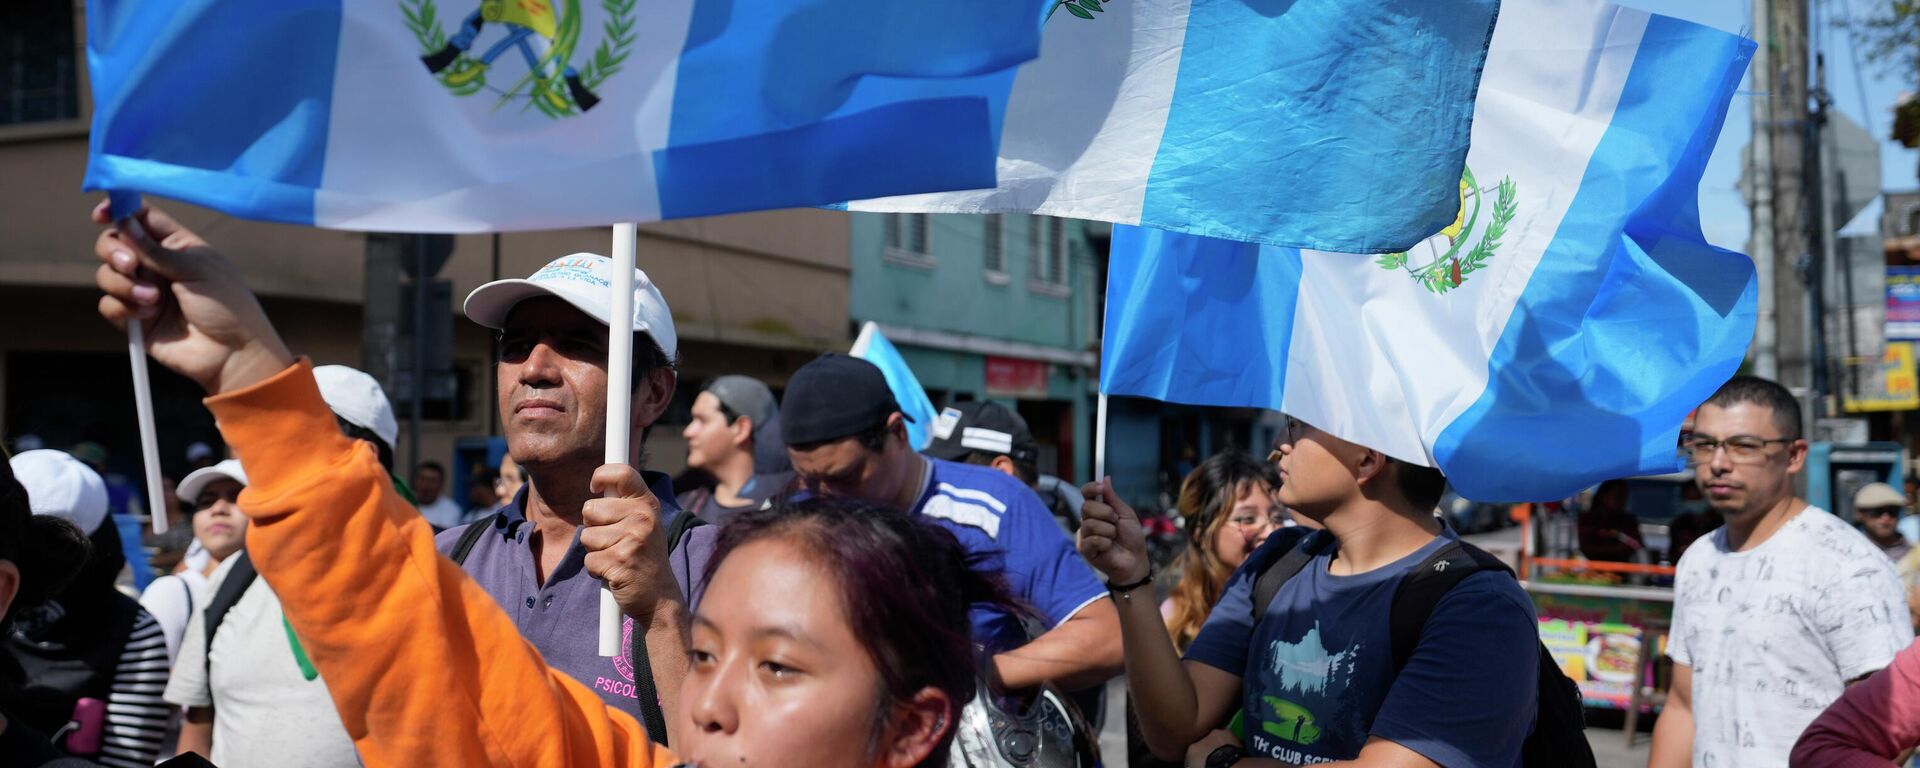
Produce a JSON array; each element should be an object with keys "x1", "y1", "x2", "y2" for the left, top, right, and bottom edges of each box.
[{"x1": 1862, "y1": 507, "x2": 1903, "y2": 519}]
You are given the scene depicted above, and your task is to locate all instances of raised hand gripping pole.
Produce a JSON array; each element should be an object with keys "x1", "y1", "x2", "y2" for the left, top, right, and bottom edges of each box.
[
  {"x1": 600, "y1": 223, "x2": 638, "y2": 657},
  {"x1": 110, "y1": 193, "x2": 169, "y2": 535}
]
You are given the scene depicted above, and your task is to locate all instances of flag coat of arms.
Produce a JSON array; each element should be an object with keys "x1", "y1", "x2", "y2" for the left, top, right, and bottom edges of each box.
[
  {"x1": 1101, "y1": 0, "x2": 1759, "y2": 501},
  {"x1": 849, "y1": 0, "x2": 1501, "y2": 254},
  {"x1": 82, "y1": 0, "x2": 1045, "y2": 232}
]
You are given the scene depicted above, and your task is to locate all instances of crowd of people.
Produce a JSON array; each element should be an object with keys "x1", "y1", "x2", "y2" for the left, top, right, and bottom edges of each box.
[{"x1": 6, "y1": 201, "x2": 1920, "y2": 768}]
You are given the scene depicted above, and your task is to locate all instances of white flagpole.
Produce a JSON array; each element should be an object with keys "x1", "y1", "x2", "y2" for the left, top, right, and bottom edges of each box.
[
  {"x1": 601, "y1": 222, "x2": 638, "y2": 657},
  {"x1": 1093, "y1": 256, "x2": 1110, "y2": 484},
  {"x1": 128, "y1": 319, "x2": 168, "y2": 535},
  {"x1": 114, "y1": 210, "x2": 169, "y2": 535},
  {"x1": 1094, "y1": 393, "x2": 1108, "y2": 482}
]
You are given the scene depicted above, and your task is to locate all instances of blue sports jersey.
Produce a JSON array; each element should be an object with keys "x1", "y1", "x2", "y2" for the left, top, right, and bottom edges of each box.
[{"x1": 910, "y1": 458, "x2": 1107, "y2": 651}]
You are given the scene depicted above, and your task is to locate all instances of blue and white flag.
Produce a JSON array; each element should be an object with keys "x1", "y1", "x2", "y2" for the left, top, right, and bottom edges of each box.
[
  {"x1": 82, "y1": 0, "x2": 1044, "y2": 232},
  {"x1": 1101, "y1": 0, "x2": 1758, "y2": 501},
  {"x1": 849, "y1": 0, "x2": 1500, "y2": 254},
  {"x1": 851, "y1": 322, "x2": 940, "y2": 451}
]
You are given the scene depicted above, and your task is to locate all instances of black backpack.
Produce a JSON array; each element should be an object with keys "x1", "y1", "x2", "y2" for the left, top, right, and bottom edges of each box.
[
  {"x1": 445, "y1": 507, "x2": 707, "y2": 747},
  {"x1": 1249, "y1": 529, "x2": 1594, "y2": 768}
]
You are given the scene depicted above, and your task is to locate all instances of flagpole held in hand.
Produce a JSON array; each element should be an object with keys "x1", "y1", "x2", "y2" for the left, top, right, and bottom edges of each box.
[
  {"x1": 600, "y1": 222, "x2": 638, "y2": 657},
  {"x1": 110, "y1": 193, "x2": 170, "y2": 535}
]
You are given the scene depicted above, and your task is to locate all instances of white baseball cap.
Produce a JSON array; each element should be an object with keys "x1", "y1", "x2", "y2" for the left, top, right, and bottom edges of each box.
[
  {"x1": 315, "y1": 365, "x2": 400, "y2": 449},
  {"x1": 178, "y1": 459, "x2": 248, "y2": 505},
  {"x1": 462, "y1": 253, "x2": 678, "y2": 358},
  {"x1": 10, "y1": 449, "x2": 109, "y2": 535}
]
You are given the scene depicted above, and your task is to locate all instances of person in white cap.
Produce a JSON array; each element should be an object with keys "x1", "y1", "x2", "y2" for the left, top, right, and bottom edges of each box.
[
  {"x1": 1854, "y1": 482, "x2": 1913, "y2": 563},
  {"x1": 437, "y1": 252, "x2": 709, "y2": 745},
  {"x1": 1, "y1": 450, "x2": 169, "y2": 767},
  {"x1": 139, "y1": 460, "x2": 249, "y2": 662}
]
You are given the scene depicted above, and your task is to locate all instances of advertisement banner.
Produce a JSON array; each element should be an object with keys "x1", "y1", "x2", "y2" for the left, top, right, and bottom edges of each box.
[
  {"x1": 1887, "y1": 267, "x2": 1920, "y2": 339},
  {"x1": 1843, "y1": 342, "x2": 1920, "y2": 413}
]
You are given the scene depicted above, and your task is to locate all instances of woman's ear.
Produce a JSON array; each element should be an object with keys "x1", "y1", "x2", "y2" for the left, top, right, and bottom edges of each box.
[{"x1": 880, "y1": 687, "x2": 955, "y2": 768}]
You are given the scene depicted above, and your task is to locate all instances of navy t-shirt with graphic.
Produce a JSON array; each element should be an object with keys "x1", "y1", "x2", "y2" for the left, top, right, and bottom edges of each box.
[
  {"x1": 909, "y1": 458, "x2": 1108, "y2": 651},
  {"x1": 1184, "y1": 532, "x2": 1538, "y2": 767}
]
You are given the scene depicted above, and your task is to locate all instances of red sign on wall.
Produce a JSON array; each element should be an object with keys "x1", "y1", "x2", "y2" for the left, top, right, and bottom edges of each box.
[{"x1": 985, "y1": 356, "x2": 1050, "y2": 398}]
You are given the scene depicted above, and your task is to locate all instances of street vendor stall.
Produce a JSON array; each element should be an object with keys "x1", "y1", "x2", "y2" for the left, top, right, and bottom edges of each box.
[{"x1": 1517, "y1": 479, "x2": 1685, "y2": 742}]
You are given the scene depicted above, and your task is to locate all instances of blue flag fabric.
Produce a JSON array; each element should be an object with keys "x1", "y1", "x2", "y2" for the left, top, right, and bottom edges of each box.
[
  {"x1": 82, "y1": 0, "x2": 1044, "y2": 232},
  {"x1": 851, "y1": 322, "x2": 939, "y2": 451},
  {"x1": 850, "y1": 0, "x2": 1500, "y2": 254},
  {"x1": 1101, "y1": 0, "x2": 1758, "y2": 502}
]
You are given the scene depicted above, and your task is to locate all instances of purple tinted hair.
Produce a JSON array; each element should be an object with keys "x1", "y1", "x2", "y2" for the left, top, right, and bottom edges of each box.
[{"x1": 703, "y1": 496, "x2": 1019, "y2": 766}]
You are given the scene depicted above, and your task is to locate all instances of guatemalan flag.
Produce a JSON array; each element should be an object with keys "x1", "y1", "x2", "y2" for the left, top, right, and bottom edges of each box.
[
  {"x1": 1100, "y1": 0, "x2": 1759, "y2": 502},
  {"x1": 81, "y1": 0, "x2": 1045, "y2": 231},
  {"x1": 849, "y1": 0, "x2": 1501, "y2": 254}
]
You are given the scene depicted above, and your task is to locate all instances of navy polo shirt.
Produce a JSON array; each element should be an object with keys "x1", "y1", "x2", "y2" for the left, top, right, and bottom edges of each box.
[{"x1": 435, "y1": 472, "x2": 715, "y2": 713}]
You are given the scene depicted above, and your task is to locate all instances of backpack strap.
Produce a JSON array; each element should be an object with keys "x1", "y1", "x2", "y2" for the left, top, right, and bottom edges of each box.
[
  {"x1": 448, "y1": 512, "x2": 499, "y2": 566},
  {"x1": 203, "y1": 552, "x2": 259, "y2": 674},
  {"x1": 1250, "y1": 529, "x2": 1334, "y2": 623},
  {"x1": 665, "y1": 506, "x2": 706, "y2": 552},
  {"x1": 1387, "y1": 539, "x2": 1511, "y2": 672},
  {"x1": 627, "y1": 507, "x2": 706, "y2": 746}
]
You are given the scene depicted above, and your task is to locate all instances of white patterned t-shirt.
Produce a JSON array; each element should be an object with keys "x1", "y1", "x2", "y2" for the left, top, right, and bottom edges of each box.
[{"x1": 1668, "y1": 506, "x2": 1913, "y2": 768}]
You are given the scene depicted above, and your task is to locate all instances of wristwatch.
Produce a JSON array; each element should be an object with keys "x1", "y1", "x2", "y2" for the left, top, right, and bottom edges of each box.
[{"x1": 1204, "y1": 744, "x2": 1243, "y2": 768}]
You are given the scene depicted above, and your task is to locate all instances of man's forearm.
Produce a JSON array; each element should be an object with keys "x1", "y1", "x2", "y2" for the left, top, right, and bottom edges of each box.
[
  {"x1": 1648, "y1": 703, "x2": 1693, "y2": 768},
  {"x1": 642, "y1": 598, "x2": 690, "y2": 746},
  {"x1": 994, "y1": 599, "x2": 1124, "y2": 691}
]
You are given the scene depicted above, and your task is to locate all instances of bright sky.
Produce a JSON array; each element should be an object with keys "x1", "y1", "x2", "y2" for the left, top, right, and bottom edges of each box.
[{"x1": 1620, "y1": 0, "x2": 1916, "y2": 251}]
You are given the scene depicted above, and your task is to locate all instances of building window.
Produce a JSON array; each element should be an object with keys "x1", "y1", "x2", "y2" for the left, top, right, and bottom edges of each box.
[
  {"x1": 984, "y1": 214, "x2": 1010, "y2": 283},
  {"x1": 883, "y1": 213, "x2": 935, "y2": 269},
  {"x1": 1029, "y1": 216, "x2": 1070, "y2": 296},
  {"x1": 1, "y1": 2, "x2": 80, "y2": 127}
]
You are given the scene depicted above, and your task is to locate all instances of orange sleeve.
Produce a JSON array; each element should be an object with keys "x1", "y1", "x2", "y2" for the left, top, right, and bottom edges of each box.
[{"x1": 210, "y1": 359, "x2": 677, "y2": 768}]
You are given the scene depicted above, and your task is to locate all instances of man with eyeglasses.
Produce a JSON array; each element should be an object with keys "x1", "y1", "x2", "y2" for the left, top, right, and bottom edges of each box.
[{"x1": 1649, "y1": 376, "x2": 1914, "y2": 768}]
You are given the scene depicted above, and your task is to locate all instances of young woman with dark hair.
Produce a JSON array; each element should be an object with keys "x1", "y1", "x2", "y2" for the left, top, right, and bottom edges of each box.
[{"x1": 680, "y1": 497, "x2": 1016, "y2": 767}]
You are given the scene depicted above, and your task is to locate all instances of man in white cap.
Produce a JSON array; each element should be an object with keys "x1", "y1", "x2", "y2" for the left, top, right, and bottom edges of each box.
[
  {"x1": 2, "y1": 450, "x2": 169, "y2": 767},
  {"x1": 438, "y1": 253, "x2": 706, "y2": 745},
  {"x1": 161, "y1": 366, "x2": 397, "y2": 766},
  {"x1": 1855, "y1": 482, "x2": 1913, "y2": 563}
]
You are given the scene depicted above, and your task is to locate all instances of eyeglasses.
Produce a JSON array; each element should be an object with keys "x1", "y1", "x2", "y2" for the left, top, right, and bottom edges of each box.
[
  {"x1": 1862, "y1": 507, "x2": 1903, "y2": 519},
  {"x1": 1678, "y1": 434, "x2": 1796, "y2": 464},
  {"x1": 1267, "y1": 416, "x2": 1309, "y2": 465}
]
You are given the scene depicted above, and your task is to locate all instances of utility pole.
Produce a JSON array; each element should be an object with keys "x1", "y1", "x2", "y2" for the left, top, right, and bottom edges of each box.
[
  {"x1": 1751, "y1": 0, "x2": 1778, "y2": 379},
  {"x1": 1769, "y1": 0, "x2": 1814, "y2": 401}
]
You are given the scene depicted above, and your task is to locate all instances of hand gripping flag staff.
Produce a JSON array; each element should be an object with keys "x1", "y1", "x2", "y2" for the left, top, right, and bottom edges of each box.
[{"x1": 84, "y1": 0, "x2": 1052, "y2": 657}]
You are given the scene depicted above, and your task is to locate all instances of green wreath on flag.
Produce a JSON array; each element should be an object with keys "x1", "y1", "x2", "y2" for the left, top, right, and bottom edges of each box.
[
  {"x1": 400, "y1": 0, "x2": 635, "y2": 118},
  {"x1": 1050, "y1": 0, "x2": 1109, "y2": 21},
  {"x1": 1374, "y1": 166, "x2": 1518, "y2": 295}
]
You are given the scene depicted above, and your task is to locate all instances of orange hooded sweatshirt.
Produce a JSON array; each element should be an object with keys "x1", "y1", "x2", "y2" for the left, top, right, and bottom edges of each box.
[{"x1": 212, "y1": 359, "x2": 677, "y2": 768}]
